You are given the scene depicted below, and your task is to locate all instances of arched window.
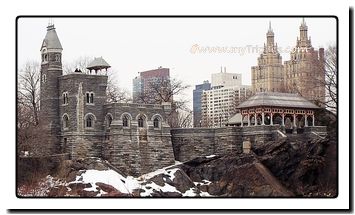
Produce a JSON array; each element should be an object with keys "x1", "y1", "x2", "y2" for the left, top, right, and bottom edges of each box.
[
  {"x1": 138, "y1": 116, "x2": 144, "y2": 128},
  {"x1": 153, "y1": 117, "x2": 160, "y2": 128},
  {"x1": 62, "y1": 114, "x2": 69, "y2": 130},
  {"x1": 86, "y1": 92, "x2": 94, "y2": 104},
  {"x1": 55, "y1": 54, "x2": 61, "y2": 62},
  {"x1": 85, "y1": 114, "x2": 96, "y2": 128},
  {"x1": 121, "y1": 113, "x2": 132, "y2": 128},
  {"x1": 63, "y1": 92, "x2": 68, "y2": 104},
  {"x1": 123, "y1": 115, "x2": 129, "y2": 127},
  {"x1": 86, "y1": 117, "x2": 93, "y2": 127},
  {"x1": 106, "y1": 114, "x2": 113, "y2": 128}
]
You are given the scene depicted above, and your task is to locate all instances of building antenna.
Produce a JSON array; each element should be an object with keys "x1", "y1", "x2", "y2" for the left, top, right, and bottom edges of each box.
[{"x1": 48, "y1": 18, "x2": 54, "y2": 26}]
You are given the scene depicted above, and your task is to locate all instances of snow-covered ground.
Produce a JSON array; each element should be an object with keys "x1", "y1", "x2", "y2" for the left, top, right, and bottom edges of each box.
[{"x1": 18, "y1": 160, "x2": 214, "y2": 197}]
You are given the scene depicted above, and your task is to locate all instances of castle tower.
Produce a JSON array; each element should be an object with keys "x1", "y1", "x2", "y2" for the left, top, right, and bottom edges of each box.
[
  {"x1": 39, "y1": 23, "x2": 63, "y2": 153},
  {"x1": 251, "y1": 22, "x2": 284, "y2": 93},
  {"x1": 284, "y1": 18, "x2": 325, "y2": 104}
]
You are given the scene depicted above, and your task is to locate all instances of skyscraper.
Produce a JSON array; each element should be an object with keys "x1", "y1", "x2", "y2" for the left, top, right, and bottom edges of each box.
[
  {"x1": 200, "y1": 70, "x2": 252, "y2": 127},
  {"x1": 193, "y1": 80, "x2": 211, "y2": 127},
  {"x1": 283, "y1": 19, "x2": 325, "y2": 104},
  {"x1": 251, "y1": 22, "x2": 284, "y2": 93}
]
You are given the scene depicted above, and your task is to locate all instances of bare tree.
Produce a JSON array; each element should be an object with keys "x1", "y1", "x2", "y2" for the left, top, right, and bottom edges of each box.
[
  {"x1": 322, "y1": 45, "x2": 337, "y2": 113},
  {"x1": 18, "y1": 61, "x2": 40, "y2": 125},
  {"x1": 62, "y1": 56, "x2": 93, "y2": 74},
  {"x1": 136, "y1": 77, "x2": 191, "y2": 127},
  {"x1": 175, "y1": 109, "x2": 193, "y2": 128},
  {"x1": 106, "y1": 69, "x2": 132, "y2": 103}
]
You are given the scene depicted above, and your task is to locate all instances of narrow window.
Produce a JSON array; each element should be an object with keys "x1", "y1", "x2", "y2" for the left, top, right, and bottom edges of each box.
[
  {"x1": 90, "y1": 93, "x2": 94, "y2": 103},
  {"x1": 86, "y1": 93, "x2": 90, "y2": 103},
  {"x1": 86, "y1": 116, "x2": 92, "y2": 127},
  {"x1": 42, "y1": 74, "x2": 47, "y2": 83},
  {"x1": 153, "y1": 118, "x2": 160, "y2": 128},
  {"x1": 123, "y1": 116, "x2": 129, "y2": 127},
  {"x1": 55, "y1": 54, "x2": 60, "y2": 62},
  {"x1": 138, "y1": 116, "x2": 144, "y2": 128},
  {"x1": 63, "y1": 115, "x2": 69, "y2": 129},
  {"x1": 108, "y1": 117, "x2": 112, "y2": 127},
  {"x1": 63, "y1": 92, "x2": 68, "y2": 104}
]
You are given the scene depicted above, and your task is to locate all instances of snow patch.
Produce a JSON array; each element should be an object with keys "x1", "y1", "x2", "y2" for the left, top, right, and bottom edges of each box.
[
  {"x1": 205, "y1": 155, "x2": 216, "y2": 158},
  {"x1": 70, "y1": 169, "x2": 139, "y2": 194}
]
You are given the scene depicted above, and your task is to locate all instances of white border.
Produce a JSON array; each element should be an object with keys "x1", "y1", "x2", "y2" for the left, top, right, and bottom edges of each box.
[{"x1": 2, "y1": 0, "x2": 351, "y2": 211}]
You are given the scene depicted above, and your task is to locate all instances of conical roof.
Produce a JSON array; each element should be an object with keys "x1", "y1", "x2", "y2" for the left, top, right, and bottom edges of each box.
[
  {"x1": 41, "y1": 25, "x2": 63, "y2": 50},
  {"x1": 87, "y1": 57, "x2": 111, "y2": 70}
]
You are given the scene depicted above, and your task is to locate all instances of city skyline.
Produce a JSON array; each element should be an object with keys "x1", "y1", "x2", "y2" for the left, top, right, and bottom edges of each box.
[{"x1": 18, "y1": 17, "x2": 336, "y2": 107}]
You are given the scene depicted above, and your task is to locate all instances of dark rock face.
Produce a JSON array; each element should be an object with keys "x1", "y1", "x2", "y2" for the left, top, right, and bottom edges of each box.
[
  {"x1": 253, "y1": 134, "x2": 337, "y2": 197},
  {"x1": 178, "y1": 154, "x2": 293, "y2": 197}
]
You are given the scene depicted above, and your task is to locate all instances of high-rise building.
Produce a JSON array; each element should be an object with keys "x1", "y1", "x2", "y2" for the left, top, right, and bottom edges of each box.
[
  {"x1": 200, "y1": 70, "x2": 252, "y2": 127},
  {"x1": 251, "y1": 22, "x2": 284, "y2": 93},
  {"x1": 132, "y1": 67, "x2": 171, "y2": 104},
  {"x1": 211, "y1": 67, "x2": 242, "y2": 88},
  {"x1": 283, "y1": 19, "x2": 325, "y2": 104},
  {"x1": 251, "y1": 19, "x2": 326, "y2": 105},
  {"x1": 193, "y1": 80, "x2": 211, "y2": 127}
]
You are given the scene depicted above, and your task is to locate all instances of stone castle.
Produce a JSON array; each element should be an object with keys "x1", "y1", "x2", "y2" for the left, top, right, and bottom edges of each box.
[
  {"x1": 39, "y1": 22, "x2": 326, "y2": 177},
  {"x1": 251, "y1": 19, "x2": 325, "y2": 104}
]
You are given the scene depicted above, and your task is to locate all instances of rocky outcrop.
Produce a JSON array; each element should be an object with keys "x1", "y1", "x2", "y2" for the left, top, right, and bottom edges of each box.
[
  {"x1": 177, "y1": 154, "x2": 293, "y2": 197},
  {"x1": 253, "y1": 134, "x2": 336, "y2": 197}
]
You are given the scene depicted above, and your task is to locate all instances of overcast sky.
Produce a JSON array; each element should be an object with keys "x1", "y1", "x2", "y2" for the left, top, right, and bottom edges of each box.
[{"x1": 17, "y1": 17, "x2": 336, "y2": 107}]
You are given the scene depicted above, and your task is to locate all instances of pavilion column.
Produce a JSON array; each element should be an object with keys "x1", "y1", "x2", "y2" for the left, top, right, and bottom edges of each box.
[
  {"x1": 247, "y1": 114, "x2": 250, "y2": 126},
  {"x1": 282, "y1": 113, "x2": 285, "y2": 126},
  {"x1": 304, "y1": 114, "x2": 308, "y2": 127},
  {"x1": 254, "y1": 113, "x2": 257, "y2": 126},
  {"x1": 241, "y1": 114, "x2": 243, "y2": 127},
  {"x1": 270, "y1": 113, "x2": 273, "y2": 125},
  {"x1": 293, "y1": 114, "x2": 296, "y2": 127},
  {"x1": 312, "y1": 114, "x2": 315, "y2": 127},
  {"x1": 262, "y1": 112, "x2": 265, "y2": 125}
]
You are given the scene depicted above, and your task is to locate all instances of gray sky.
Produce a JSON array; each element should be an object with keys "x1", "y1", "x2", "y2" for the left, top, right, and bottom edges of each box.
[{"x1": 18, "y1": 17, "x2": 336, "y2": 107}]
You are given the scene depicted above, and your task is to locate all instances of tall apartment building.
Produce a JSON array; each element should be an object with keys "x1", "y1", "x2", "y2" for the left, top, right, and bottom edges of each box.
[
  {"x1": 251, "y1": 22, "x2": 284, "y2": 93},
  {"x1": 132, "y1": 67, "x2": 171, "y2": 104},
  {"x1": 193, "y1": 80, "x2": 211, "y2": 127},
  {"x1": 283, "y1": 19, "x2": 325, "y2": 104},
  {"x1": 212, "y1": 67, "x2": 242, "y2": 87},
  {"x1": 200, "y1": 70, "x2": 252, "y2": 127},
  {"x1": 251, "y1": 19, "x2": 325, "y2": 104}
]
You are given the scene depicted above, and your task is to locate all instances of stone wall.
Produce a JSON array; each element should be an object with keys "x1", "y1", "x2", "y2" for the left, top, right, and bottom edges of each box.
[
  {"x1": 171, "y1": 125, "x2": 284, "y2": 162},
  {"x1": 58, "y1": 73, "x2": 108, "y2": 133},
  {"x1": 171, "y1": 127, "x2": 244, "y2": 162},
  {"x1": 60, "y1": 133, "x2": 103, "y2": 159},
  {"x1": 101, "y1": 103, "x2": 175, "y2": 176}
]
